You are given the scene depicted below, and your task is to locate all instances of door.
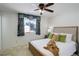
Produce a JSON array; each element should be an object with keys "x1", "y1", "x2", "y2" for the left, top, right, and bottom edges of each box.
[{"x1": 0, "y1": 16, "x2": 1, "y2": 49}]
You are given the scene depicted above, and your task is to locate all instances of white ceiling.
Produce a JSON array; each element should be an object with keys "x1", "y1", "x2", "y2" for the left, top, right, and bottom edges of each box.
[
  {"x1": 0, "y1": 3, "x2": 79, "y2": 17},
  {"x1": 0, "y1": 3, "x2": 55, "y2": 17}
]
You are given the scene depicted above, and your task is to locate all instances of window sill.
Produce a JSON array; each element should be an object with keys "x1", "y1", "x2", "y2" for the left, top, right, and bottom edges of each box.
[{"x1": 25, "y1": 31, "x2": 36, "y2": 34}]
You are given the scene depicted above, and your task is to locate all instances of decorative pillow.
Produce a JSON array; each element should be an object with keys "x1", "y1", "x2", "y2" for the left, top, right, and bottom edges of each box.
[
  {"x1": 58, "y1": 35, "x2": 66, "y2": 42},
  {"x1": 54, "y1": 33, "x2": 72, "y2": 42},
  {"x1": 51, "y1": 34, "x2": 58, "y2": 41},
  {"x1": 47, "y1": 32, "x2": 51, "y2": 37},
  {"x1": 50, "y1": 33, "x2": 72, "y2": 42},
  {"x1": 48, "y1": 33, "x2": 53, "y2": 39}
]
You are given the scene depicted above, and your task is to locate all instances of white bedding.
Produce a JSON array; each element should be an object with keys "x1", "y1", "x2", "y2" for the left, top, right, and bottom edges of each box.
[{"x1": 30, "y1": 38, "x2": 76, "y2": 56}]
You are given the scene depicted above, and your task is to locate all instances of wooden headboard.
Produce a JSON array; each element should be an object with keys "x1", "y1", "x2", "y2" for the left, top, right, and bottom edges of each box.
[{"x1": 53, "y1": 26, "x2": 78, "y2": 43}]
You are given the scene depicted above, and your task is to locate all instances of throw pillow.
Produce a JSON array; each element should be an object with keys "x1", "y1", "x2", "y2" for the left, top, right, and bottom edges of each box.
[
  {"x1": 58, "y1": 35, "x2": 66, "y2": 42},
  {"x1": 51, "y1": 34, "x2": 58, "y2": 41},
  {"x1": 48, "y1": 33, "x2": 53, "y2": 39}
]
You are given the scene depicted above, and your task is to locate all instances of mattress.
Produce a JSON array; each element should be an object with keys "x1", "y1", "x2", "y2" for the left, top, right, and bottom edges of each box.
[{"x1": 30, "y1": 38, "x2": 76, "y2": 56}]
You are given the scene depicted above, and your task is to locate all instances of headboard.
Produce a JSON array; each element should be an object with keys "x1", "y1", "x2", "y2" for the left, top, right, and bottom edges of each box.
[{"x1": 53, "y1": 26, "x2": 78, "y2": 43}]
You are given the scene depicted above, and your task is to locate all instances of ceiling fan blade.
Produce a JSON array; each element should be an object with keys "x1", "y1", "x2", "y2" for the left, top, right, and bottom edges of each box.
[
  {"x1": 44, "y1": 9, "x2": 54, "y2": 13},
  {"x1": 45, "y1": 3, "x2": 54, "y2": 7},
  {"x1": 34, "y1": 9, "x2": 39, "y2": 11}
]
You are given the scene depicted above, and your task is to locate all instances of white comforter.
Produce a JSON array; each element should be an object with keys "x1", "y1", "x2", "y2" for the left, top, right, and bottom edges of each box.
[{"x1": 30, "y1": 39, "x2": 76, "y2": 56}]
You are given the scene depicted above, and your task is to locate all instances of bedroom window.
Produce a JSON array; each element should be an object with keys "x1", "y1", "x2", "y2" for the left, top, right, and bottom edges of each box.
[
  {"x1": 17, "y1": 13, "x2": 41, "y2": 36},
  {"x1": 24, "y1": 17, "x2": 36, "y2": 33}
]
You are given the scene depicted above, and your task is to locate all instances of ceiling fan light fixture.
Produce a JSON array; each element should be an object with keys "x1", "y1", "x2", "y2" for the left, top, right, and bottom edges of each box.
[
  {"x1": 34, "y1": 3, "x2": 54, "y2": 15},
  {"x1": 39, "y1": 10, "x2": 42, "y2": 12},
  {"x1": 39, "y1": 10, "x2": 44, "y2": 15}
]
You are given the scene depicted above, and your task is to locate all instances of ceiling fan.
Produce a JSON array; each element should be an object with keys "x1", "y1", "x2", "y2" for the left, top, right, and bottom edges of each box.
[{"x1": 34, "y1": 3, "x2": 54, "y2": 15}]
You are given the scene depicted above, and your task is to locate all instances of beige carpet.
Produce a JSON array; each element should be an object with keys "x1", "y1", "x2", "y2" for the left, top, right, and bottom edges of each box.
[
  {"x1": 0, "y1": 44, "x2": 77, "y2": 56},
  {"x1": 0, "y1": 44, "x2": 33, "y2": 56}
]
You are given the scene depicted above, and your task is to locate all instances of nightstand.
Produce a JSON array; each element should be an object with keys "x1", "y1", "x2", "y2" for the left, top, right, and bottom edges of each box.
[
  {"x1": 73, "y1": 43, "x2": 79, "y2": 56},
  {"x1": 44, "y1": 35, "x2": 48, "y2": 38},
  {"x1": 77, "y1": 43, "x2": 79, "y2": 56}
]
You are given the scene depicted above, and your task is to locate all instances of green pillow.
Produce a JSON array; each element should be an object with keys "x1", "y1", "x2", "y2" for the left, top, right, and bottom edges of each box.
[
  {"x1": 48, "y1": 33, "x2": 53, "y2": 39},
  {"x1": 58, "y1": 35, "x2": 66, "y2": 42},
  {"x1": 47, "y1": 32, "x2": 51, "y2": 37}
]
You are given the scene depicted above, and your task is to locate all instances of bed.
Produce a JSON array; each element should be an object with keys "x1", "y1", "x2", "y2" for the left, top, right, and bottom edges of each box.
[{"x1": 29, "y1": 26, "x2": 78, "y2": 56}]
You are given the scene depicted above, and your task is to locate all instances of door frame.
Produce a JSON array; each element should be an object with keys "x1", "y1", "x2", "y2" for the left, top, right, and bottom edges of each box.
[{"x1": 0, "y1": 15, "x2": 3, "y2": 50}]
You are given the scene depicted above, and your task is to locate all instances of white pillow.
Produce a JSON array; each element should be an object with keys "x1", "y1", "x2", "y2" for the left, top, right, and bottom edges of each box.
[{"x1": 66, "y1": 34, "x2": 72, "y2": 42}]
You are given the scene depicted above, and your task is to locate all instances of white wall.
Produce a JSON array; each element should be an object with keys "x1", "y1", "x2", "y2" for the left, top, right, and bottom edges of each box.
[
  {"x1": 1, "y1": 3, "x2": 79, "y2": 49},
  {"x1": 48, "y1": 3, "x2": 79, "y2": 42},
  {"x1": 1, "y1": 12, "x2": 48, "y2": 49},
  {"x1": 48, "y1": 3, "x2": 79, "y2": 27}
]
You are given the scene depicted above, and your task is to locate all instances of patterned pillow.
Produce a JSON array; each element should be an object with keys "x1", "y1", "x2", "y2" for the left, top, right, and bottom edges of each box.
[
  {"x1": 58, "y1": 35, "x2": 66, "y2": 42},
  {"x1": 51, "y1": 34, "x2": 59, "y2": 41}
]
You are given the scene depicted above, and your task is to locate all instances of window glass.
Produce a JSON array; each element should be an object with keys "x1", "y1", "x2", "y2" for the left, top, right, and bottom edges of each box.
[{"x1": 24, "y1": 17, "x2": 36, "y2": 33}]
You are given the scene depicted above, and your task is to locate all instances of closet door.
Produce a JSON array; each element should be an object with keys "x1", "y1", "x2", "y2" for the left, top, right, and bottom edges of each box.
[{"x1": 0, "y1": 16, "x2": 1, "y2": 49}]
